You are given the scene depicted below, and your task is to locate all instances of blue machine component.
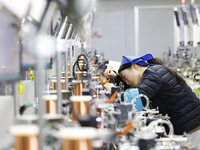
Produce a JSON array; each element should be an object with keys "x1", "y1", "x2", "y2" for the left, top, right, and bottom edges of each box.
[{"x1": 124, "y1": 88, "x2": 144, "y2": 112}]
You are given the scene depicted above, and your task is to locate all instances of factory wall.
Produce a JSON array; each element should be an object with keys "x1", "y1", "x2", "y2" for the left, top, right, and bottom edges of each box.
[{"x1": 91, "y1": 0, "x2": 200, "y2": 62}]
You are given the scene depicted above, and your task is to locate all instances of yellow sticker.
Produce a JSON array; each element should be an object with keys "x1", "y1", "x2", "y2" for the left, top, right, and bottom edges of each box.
[
  {"x1": 48, "y1": 69, "x2": 50, "y2": 72},
  {"x1": 18, "y1": 82, "x2": 23, "y2": 94},
  {"x1": 30, "y1": 74, "x2": 35, "y2": 80}
]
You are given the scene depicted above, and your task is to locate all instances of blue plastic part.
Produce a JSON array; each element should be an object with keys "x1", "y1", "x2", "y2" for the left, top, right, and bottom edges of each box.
[{"x1": 124, "y1": 88, "x2": 144, "y2": 112}]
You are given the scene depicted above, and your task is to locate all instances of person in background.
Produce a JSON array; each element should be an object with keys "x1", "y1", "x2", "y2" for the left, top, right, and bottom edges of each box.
[
  {"x1": 118, "y1": 54, "x2": 200, "y2": 147},
  {"x1": 98, "y1": 60, "x2": 130, "y2": 91}
]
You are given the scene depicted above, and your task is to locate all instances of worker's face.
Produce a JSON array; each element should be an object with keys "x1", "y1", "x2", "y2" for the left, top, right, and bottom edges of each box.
[
  {"x1": 120, "y1": 65, "x2": 141, "y2": 87},
  {"x1": 103, "y1": 67, "x2": 117, "y2": 79}
]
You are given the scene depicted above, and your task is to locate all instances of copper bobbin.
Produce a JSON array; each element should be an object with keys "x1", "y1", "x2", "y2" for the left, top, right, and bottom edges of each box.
[
  {"x1": 76, "y1": 72, "x2": 83, "y2": 80},
  {"x1": 73, "y1": 82, "x2": 82, "y2": 96},
  {"x1": 61, "y1": 72, "x2": 70, "y2": 77},
  {"x1": 68, "y1": 64, "x2": 74, "y2": 72},
  {"x1": 15, "y1": 136, "x2": 38, "y2": 150},
  {"x1": 70, "y1": 96, "x2": 92, "y2": 121},
  {"x1": 51, "y1": 79, "x2": 65, "y2": 90},
  {"x1": 78, "y1": 63, "x2": 86, "y2": 70},
  {"x1": 43, "y1": 95, "x2": 57, "y2": 114},
  {"x1": 83, "y1": 82, "x2": 87, "y2": 88},
  {"x1": 10, "y1": 125, "x2": 39, "y2": 150},
  {"x1": 75, "y1": 71, "x2": 88, "y2": 81},
  {"x1": 59, "y1": 127, "x2": 97, "y2": 150}
]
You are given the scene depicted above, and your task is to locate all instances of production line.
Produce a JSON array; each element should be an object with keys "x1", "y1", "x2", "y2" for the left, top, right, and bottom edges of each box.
[{"x1": 1, "y1": 0, "x2": 200, "y2": 150}]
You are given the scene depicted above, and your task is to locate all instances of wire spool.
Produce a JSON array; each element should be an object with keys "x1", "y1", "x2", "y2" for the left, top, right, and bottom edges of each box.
[
  {"x1": 70, "y1": 95, "x2": 92, "y2": 121},
  {"x1": 73, "y1": 80, "x2": 83, "y2": 95},
  {"x1": 59, "y1": 127, "x2": 97, "y2": 150},
  {"x1": 73, "y1": 80, "x2": 88, "y2": 95},
  {"x1": 78, "y1": 63, "x2": 87, "y2": 70},
  {"x1": 43, "y1": 95, "x2": 57, "y2": 114},
  {"x1": 51, "y1": 79, "x2": 66, "y2": 90},
  {"x1": 73, "y1": 54, "x2": 89, "y2": 80},
  {"x1": 76, "y1": 71, "x2": 88, "y2": 80},
  {"x1": 10, "y1": 124, "x2": 39, "y2": 150},
  {"x1": 68, "y1": 64, "x2": 74, "y2": 72},
  {"x1": 61, "y1": 72, "x2": 70, "y2": 77}
]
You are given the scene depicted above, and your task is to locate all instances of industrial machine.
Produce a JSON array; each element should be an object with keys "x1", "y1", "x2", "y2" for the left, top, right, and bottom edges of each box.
[{"x1": 0, "y1": 0, "x2": 199, "y2": 150}]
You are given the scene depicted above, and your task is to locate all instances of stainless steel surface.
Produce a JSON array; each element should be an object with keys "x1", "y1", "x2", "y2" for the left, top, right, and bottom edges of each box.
[
  {"x1": 56, "y1": 52, "x2": 62, "y2": 114},
  {"x1": 45, "y1": 70, "x2": 49, "y2": 91},
  {"x1": 13, "y1": 82, "x2": 19, "y2": 117},
  {"x1": 0, "y1": 96, "x2": 14, "y2": 148},
  {"x1": 57, "y1": 16, "x2": 68, "y2": 39},
  {"x1": 36, "y1": 58, "x2": 45, "y2": 150},
  {"x1": 64, "y1": 52, "x2": 69, "y2": 90},
  {"x1": 70, "y1": 46, "x2": 73, "y2": 77},
  {"x1": 65, "y1": 24, "x2": 73, "y2": 40}
]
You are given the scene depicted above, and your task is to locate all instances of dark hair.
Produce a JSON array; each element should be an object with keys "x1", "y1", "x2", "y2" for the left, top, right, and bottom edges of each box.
[
  {"x1": 118, "y1": 63, "x2": 132, "y2": 74},
  {"x1": 118, "y1": 58, "x2": 187, "y2": 86}
]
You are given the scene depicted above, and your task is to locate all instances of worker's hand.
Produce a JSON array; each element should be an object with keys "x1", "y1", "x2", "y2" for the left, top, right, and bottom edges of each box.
[
  {"x1": 103, "y1": 82, "x2": 115, "y2": 91},
  {"x1": 103, "y1": 67, "x2": 117, "y2": 79}
]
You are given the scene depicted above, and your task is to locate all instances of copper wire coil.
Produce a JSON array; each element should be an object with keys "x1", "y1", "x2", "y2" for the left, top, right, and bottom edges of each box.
[
  {"x1": 68, "y1": 64, "x2": 74, "y2": 71},
  {"x1": 43, "y1": 95, "x2": 57, "y2": 114},
  {"x1": 78, "y1": 63, "x2": 86, "y2": 70},
  {"x1": 15, "y1": 136, "x2": 38, "y2": 150},
  {"x1": 79, "y1": 56, "x2": 84, "y2": 59},
  {"x1": 62, "y1": 139, "x2": 94, "y2": 150},
  {"x1": 77, "y1": 72, "x2": 83, "y2": 80},
  {"x1": 75, "y1": 71, "x2": 88, "y2": 80},
  {"x1": 79, "y1": 64, "x2": 83, "y2": 70},
  {"x1": 71, "y1": 101, "x2": 90, "y2": 121},
  {"x1": 83, "y1": 82, "x2": 87, "y2": 88},
  {"x1": 73, "y1": 83, "x2": 82, "y2": 96},
  {"x1": 61, "y1": 72, "x2": 70, "y2": 77},
  {"x1": 70, "y1": 96, "x2": 92, "y2": 121},
  {"x1": 45, "y1": 100, "x2": 57, "y2": 114},
  {"x1": 52, "y1": 80, "x2": 65, "y2": 90},
  {"x1": 59, "y1": 127, "x2": 97, "y2": 150},
  {"x1": 10, "y1": 125, "x2": 39, "y2": 150}
]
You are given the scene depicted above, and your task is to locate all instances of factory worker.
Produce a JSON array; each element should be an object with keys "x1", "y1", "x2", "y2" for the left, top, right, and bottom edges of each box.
[
  {"x1": 118, "y1": 54, "x2": 200, "y2": 144},
  {"x1": 98, "y1": 60, "x2": 130, "y2": 91}
]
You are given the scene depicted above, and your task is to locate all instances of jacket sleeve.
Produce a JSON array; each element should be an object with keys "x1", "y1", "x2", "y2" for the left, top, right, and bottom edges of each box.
[{"x1": 137, "y1": 69, "x2": 162, "y2": 100}]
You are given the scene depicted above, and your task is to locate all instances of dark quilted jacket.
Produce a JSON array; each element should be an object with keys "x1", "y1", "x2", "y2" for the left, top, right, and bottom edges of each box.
[{"x1": 137, "y1": 64, "x2": 200, "y2": 135}]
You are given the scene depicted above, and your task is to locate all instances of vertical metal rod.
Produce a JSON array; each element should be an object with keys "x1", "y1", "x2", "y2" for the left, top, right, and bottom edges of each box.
[
  {"x1": 65, "y1": 51, "x2": 69, "y2": 90},
  {"x1": 65, "y1": 24, "x2": 73, "y2": 40},
  {"x1": 12, "y1": 82, "x2": 19, "y2": 117},
  {"x1": 34, "y1": 70, "x2": 39, "y2": 115},
  {"x1": 56, "y1": 52, "x2": 62, "y2": 114},
  {"x1": 57, "y1": 16, "x2": 68, "y2": 39},
  {"x1": 26, "y1": 71, "x2": 28, "y2": 80},
  {"x1": 36, "y1": 58, "x2": 45, "y2": 150},
  {"x1": 74, "y1": 44, "x2": 77, "y2": 61},
  {"x1": 45, "y1": 70, "x2": 49, "y2": 91},
  {"x1": 70, "y1": 46, "x2": 73, "y2": 77}
]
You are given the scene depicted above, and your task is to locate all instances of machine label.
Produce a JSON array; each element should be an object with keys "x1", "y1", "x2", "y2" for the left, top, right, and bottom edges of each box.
[
  {"x1": 30, "y1": 74, "x2": 35, "y2": 80},
  {"x1": 18, "y1": 82, "x2": 23, "y2": 94}
]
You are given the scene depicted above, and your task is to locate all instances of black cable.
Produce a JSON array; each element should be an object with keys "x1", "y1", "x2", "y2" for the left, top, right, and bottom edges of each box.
[
  {"x1": 73, "y1": 58, "x2": 89, "y2": 80},
  {"x1": 87, "y1": 49, "x2": 97, "y2": 61}
]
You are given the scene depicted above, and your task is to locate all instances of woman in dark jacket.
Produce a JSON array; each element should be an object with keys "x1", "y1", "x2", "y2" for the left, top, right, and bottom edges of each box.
[{"x1": 118, "y1": 54, "x2": 200, "y2": 136}]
